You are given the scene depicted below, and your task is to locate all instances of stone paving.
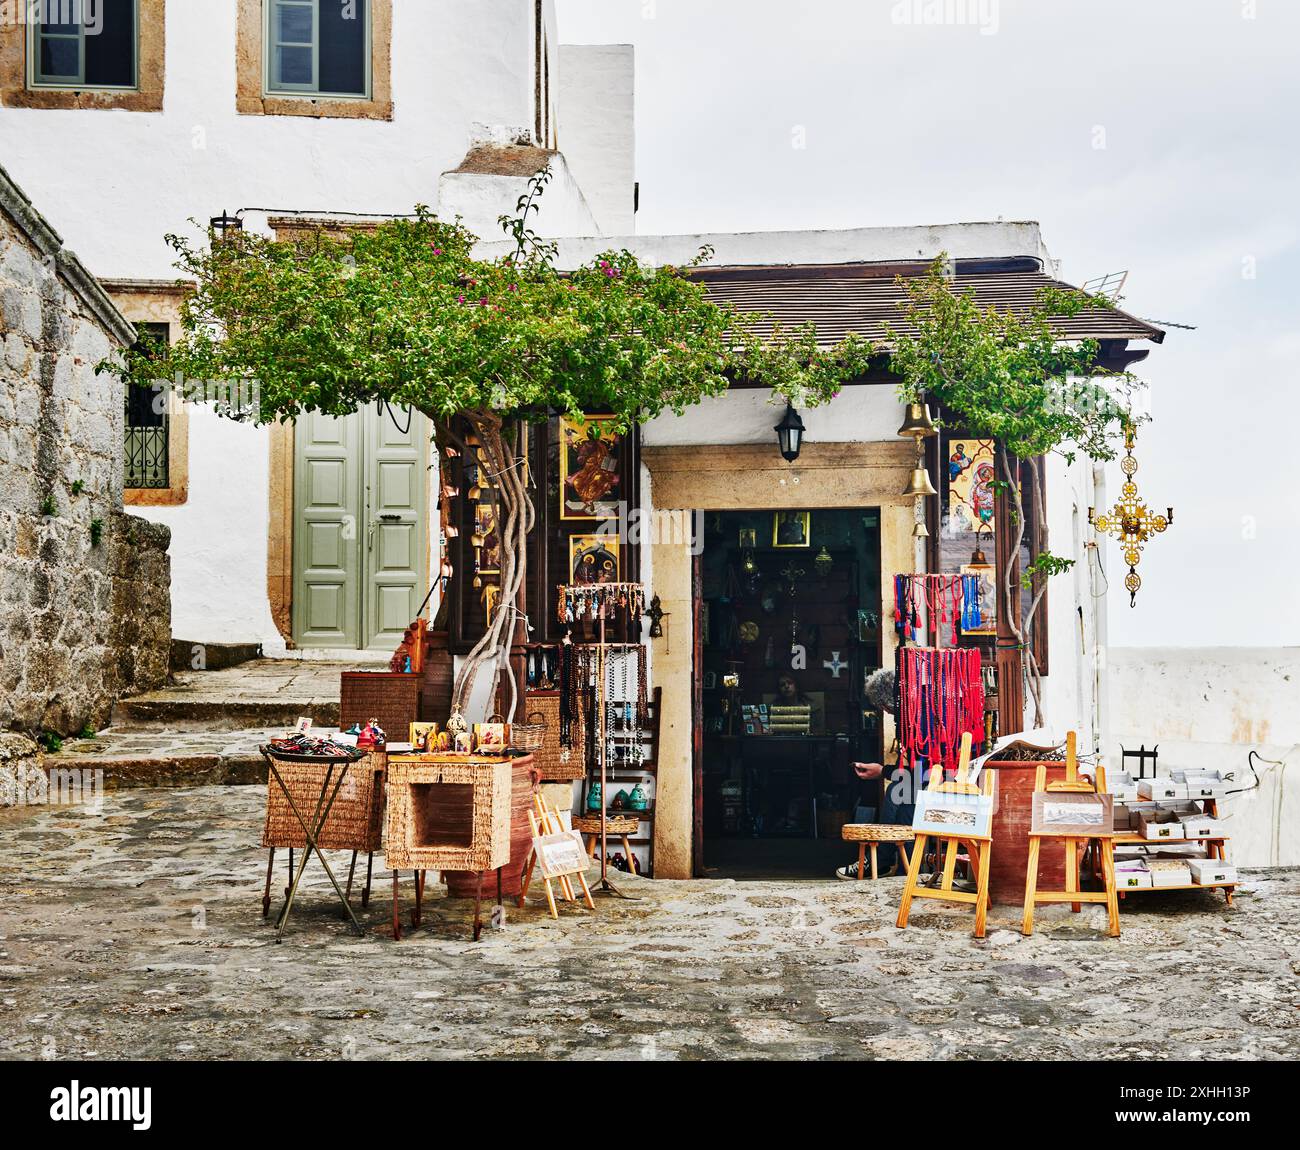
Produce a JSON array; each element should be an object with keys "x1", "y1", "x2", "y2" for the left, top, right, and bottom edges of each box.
[{"x1": 1, "y1": 787, "x2": 1296, "y2": 1061}]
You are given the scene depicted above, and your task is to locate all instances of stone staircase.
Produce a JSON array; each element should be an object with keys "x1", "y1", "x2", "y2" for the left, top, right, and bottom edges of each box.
[{"x1": 46, "y1": 658, "x2": 375, "y2": 788}]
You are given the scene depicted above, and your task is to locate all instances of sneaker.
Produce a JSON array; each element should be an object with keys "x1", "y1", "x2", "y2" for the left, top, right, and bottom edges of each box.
[{"x1": 835, "y1": 862, "x2": 863, "y2": 880}]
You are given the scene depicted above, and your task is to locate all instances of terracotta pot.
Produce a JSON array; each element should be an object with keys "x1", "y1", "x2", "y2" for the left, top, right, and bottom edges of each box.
[
  {"x1": 985, "y1": 761, "x2": 1068, "y2": 905},
  {"x1": 444, "y1": 754, "x2": 538, "y2": 899}
]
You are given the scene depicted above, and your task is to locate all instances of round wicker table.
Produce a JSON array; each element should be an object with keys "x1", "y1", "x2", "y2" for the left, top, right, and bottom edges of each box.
[{"x1": 841, "y1": 823, "x2": 915, "y2": 880}]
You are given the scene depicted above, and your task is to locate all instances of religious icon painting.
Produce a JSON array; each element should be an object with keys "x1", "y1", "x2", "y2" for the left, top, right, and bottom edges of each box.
[
  {"x1": 772, "y1": 510, "x2": 811, "y2": 548},
  {"x1": 559, "y1": 415, "x2": 622, "y2": 520},
  {"x1": 475, "y1": 500, "x2": 501, "y2": 575},
  {"x1": 569, "y1": 534, "x2": 620, "y2": 585},
  {"x1": 947, "y1": 439, "x2": 996, "y2": 538}
]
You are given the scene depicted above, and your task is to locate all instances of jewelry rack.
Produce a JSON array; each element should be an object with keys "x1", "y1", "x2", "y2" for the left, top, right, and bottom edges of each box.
[{"x1": 557, "y1": 582, "x2": 647, "y2": 900}]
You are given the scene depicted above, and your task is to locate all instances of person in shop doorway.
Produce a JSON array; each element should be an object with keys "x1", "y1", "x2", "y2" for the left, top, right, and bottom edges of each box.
[
  {"x1": 764, "y1": 672, "x2": 826, "y2": 734},
  {"x1": 835, "y1": 760, "x2": 920, "y2": 880}
]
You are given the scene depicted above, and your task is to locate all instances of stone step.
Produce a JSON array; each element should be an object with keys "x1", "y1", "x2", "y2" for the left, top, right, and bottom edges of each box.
[
  {"x1": 110, "y1": 657, "x2": 361, "y2": 731},
  {"x1": 45, "y1": 727, "x2": 279, "y2": 788},
  {"x1": 169, "y1": 639, "x2": 264, "y2": 673},
  {"x1": 113, "y1": 696, "x2": 339, "y2": 731}
]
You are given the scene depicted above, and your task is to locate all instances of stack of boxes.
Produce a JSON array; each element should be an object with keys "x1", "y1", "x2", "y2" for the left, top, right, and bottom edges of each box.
[{"x1": 1107, "y1": 768, "x2": 1237, "y2": 889}]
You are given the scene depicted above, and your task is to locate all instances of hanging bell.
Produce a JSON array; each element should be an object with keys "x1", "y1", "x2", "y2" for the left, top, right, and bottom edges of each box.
[
  {"x1": 902, "y1": 465, "x2": 938, "y2": 498},
  {"x1": 912, "y1": 520, "x2": 930, "y2": 538},
  {"x1": 896, "y1": 401, "x2": 938, "y2": 440}
]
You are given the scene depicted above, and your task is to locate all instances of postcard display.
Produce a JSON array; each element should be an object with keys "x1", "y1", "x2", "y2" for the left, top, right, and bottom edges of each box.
[{"x1": 1104, "y1": 769, "x2": 1238, "y2": 903}]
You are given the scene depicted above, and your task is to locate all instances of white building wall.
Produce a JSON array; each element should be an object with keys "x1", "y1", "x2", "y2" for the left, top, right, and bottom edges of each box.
[
  {"x1": 557, "y1": 44, "x2": 636, "y2": 236},
  {"x1": 145, "y1": 409, "x2": 279, "y2": 648},
  {"x1": 0, "y1": 1, "x2": 624, "y2": 651},
  {"x1": 1106, "y1": 648, "x2": 1300, "y2": 867}
]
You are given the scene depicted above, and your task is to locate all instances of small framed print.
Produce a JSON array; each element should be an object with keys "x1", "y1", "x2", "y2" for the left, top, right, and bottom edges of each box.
[
  {"x1": 569, "y1": 534, "x2": 620, "y2": 584},
  {"x1": 1031, "y1": 792, "x2": 1114, "y2": 837},
  {"x1": 913, "y1": 789, "x2": 994, "y2": 838},
  {"x1": 738, "y1": 527, "x2": 757, "y2": 549},
  {"x1": 703, "y1": 671, "x2": 717, "y2": 690},
  {"x1": 409, "y1": 722, "x2": 438, "y2": 752},
  {"x1": 772, "y1": 511, "x2": 811, "y2": 548}
]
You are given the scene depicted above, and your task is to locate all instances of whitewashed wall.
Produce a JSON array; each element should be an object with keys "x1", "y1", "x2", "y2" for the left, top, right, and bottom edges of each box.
[
  {"x1": 1107, "y1": 647, "x2": 1300, "y2": 867},
  {"x1": 0, "y1": 1, "x2": 623, "y2": 651},
  {"x1": 557, "y1": 44, "x2": 636, "y2": 236}
]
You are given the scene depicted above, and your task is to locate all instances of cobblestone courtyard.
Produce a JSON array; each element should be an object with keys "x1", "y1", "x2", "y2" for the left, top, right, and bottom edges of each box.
[{"x1": 1, "y1": 787, "x2": 1296, "y2": 1061}]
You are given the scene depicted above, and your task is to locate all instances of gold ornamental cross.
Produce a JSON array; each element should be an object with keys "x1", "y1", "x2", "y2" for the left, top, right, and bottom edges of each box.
[{"x1": 1089, "y1": 427, "x2": 1173, "y2": 607}]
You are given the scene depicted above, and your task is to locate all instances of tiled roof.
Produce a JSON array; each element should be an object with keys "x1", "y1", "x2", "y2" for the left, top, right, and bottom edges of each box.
[{"x1": 692, "y1": 257, "x2": 1164, "y2": 348}]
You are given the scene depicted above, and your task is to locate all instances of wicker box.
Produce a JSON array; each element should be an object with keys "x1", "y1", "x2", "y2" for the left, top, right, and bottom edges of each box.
[
  {"x1": 384, "y1": 754, "x2": 511, "y2": 872},
  {"x1": 340, "y1": 672, "x2": 422, "y2": 740},
  {"x1": 262, "y1": 750, "x2": 386, "y2": 852}
]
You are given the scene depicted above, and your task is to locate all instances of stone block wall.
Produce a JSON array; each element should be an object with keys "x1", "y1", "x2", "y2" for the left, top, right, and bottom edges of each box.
[{"x1": 0, "y1": 170, "x2": 171, "y2": 736}]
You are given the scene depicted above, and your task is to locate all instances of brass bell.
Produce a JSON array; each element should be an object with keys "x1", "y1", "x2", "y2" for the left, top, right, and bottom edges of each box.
[
  {"x1": 897, "y1": 401, "x2": 937, "y2": 440},
  {"x1": 902, "y1": 465, "x2": 938, "y2": 498},
  {"x1": 912, "y1": 520, "x2": 930, "y2": 539}
]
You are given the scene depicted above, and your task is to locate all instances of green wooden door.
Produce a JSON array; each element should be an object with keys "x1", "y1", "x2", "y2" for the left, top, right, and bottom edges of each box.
[
  {"x1": 364, "y1": 407, "x2": 428, "y2": 650},
  {"x1": 292, "y1": 406, "x2": 428, "y2": 650}
]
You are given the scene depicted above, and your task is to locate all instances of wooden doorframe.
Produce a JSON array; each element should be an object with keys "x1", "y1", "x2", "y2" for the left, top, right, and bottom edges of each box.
[{"x1": 691, "y1": 548, "x2": 704, "y2": 877}]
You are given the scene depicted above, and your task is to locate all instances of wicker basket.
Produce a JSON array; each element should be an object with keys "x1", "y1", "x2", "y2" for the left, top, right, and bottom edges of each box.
[
  {"x1": 512, "y1": 710, "x2": 548, "y2": 752},
  {"x1": 527, "y1": 694, "x2": 585, "y2": 782},
  {"x1": 262, "y1": 749, "x2": 386, "y2": 852}
]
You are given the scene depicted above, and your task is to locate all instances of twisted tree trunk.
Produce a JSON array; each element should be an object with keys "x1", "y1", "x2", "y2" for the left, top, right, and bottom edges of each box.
[{"x1": 425, "y1": 410, "x2": 535, "y2": 723}]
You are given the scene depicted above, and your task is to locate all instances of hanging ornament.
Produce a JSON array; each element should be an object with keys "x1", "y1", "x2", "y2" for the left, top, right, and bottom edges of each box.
[
  {"x1": 1089, "y1": 425, "x2": 1174, "y2": 607},
  {"x1": 814, "y1": 546, "x2": 833, "y2": 577}
]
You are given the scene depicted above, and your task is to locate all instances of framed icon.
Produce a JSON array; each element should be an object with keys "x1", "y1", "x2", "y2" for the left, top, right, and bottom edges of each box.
[
  {"x1": 569, "y1": 534, "x2": 620, "y2": 584},
  {"x1": 559, "y1": 415, "x2": 622, "y2": 520},
  {"x1": 772, "y1": 511, "x2": 811, "y2": 548}
]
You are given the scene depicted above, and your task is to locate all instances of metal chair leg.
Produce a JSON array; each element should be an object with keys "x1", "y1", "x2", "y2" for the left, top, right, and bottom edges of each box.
[
  {"x1": 262, "y1": 848, "x2": 275, "y2": 917},
  {"x1": 361, "y1": 852, "x2": 373, "y2": 908}
]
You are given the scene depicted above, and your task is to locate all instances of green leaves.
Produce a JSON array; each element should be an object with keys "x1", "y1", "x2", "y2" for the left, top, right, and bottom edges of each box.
[
  {"x1": 103, "y1": 170, "x2": 872, "y2": 431},
  {"x1": 885, "y1": 257, "x2": 1143, "y2": 464}
]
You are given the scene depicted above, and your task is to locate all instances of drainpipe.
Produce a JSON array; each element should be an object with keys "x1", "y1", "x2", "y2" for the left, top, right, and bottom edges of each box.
[{"x1": 1091, "y1": 460, "x2": 1111, "y2": 765}]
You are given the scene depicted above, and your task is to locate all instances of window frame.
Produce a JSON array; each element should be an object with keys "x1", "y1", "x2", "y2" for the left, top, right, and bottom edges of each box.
[
  {"x1": 26, "y1": 0, "x2": 140, "y2": 93},
  {"x1": 262, "y1": 0, "x2": 372, "y2": 101}
]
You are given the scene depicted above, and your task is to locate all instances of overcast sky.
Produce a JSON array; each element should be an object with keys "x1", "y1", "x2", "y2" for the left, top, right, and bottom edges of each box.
[{"x1": 557, "y1": 0, "x2": 1300, "y2": 648}]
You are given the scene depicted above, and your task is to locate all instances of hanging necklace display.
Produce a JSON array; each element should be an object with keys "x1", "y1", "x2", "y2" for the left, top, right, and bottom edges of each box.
[
  {"x1": 893, "y1": 573, "x2": 981, "y2": 646},
  {"x1": 897, "y1": 645, "x2": 985, "y2": 773}
]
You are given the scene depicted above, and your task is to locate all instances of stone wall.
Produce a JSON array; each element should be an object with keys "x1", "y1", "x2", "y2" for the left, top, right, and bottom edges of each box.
[{"x1": 0, "y1": 166, "x2": 170, "y2": 737}]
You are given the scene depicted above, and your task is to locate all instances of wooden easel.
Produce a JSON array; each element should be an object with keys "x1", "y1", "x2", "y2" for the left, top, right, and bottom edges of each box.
[
  {"x1": 896, "y1": 732, "x2": 993, "y2": 938},
  {"x1": 1021, "y1": 731, "x2": 1120, "y2": 938},
  {"x1": 521, "y1": 796, "x2": 595, "y2": 918}
]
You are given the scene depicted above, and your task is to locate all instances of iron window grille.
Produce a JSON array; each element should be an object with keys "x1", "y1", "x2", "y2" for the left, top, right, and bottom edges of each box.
[{"x1": 124, "y1": 321, "x2": 168, "y2": 490}]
